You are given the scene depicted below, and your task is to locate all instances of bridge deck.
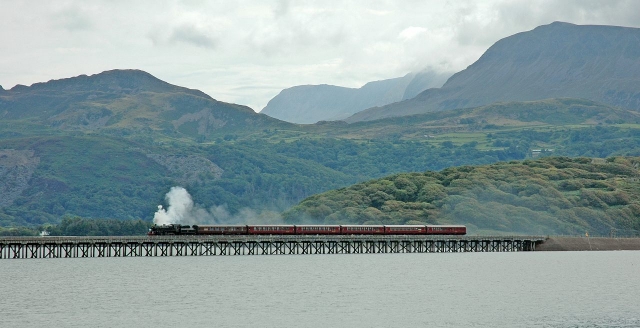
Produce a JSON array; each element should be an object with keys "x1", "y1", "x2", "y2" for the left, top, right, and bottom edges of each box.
[{"x1": 0, "y1": 235, "x2": 546, "y2": 259}]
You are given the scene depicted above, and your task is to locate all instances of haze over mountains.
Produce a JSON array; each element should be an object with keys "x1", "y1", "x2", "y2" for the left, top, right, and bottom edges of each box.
[
  {"x1": 261, "y1": 70, "x2": 451, "y2": 124},
  {"x1": 346, "y1": 22, "x2": 640, "y2": 122}
]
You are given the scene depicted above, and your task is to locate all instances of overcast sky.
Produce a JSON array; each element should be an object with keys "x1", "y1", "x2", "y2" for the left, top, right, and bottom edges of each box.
[{"x1": 1, "y1": 0, "x2": 639, "y2": 111}]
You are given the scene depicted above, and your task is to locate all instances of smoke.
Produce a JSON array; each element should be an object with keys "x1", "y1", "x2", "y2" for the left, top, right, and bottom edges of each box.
[
  {"x1": 153, "y1": 186, "x2": 282, "y2": 225},
  {"x1": 154, "y1": 186, "x2": 195, "y2": 225}
]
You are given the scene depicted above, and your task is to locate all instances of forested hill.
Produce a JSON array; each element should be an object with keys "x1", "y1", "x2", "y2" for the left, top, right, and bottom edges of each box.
[
  {"x1": 0, "y1": 69, "x2": 292, "y2": 139},
  {"x1": 284, "y1": 157, "x2": 640, "y2": 236},
  {"x1": 346, "y1": 22, "x2": 640, "y2": 122},
  {"x1": 2, "y1": 70, "x2": 640, "y2": 230}
]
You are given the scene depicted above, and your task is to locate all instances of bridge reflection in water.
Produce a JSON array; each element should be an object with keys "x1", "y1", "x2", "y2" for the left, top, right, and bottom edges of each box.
[{"x1": 1, "y1": 235, "x2": 546, "y2": 259}]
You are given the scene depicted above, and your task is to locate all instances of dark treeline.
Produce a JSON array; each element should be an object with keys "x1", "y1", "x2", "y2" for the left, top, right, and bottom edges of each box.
[{"x1": 0, "y1": 216, "x2": 152, "y2": 236}]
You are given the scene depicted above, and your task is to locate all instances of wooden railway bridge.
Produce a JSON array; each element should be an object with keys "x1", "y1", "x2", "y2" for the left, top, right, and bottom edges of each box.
[{"x1": 0, "y1": 235, "x2": 545, "y2": 259}]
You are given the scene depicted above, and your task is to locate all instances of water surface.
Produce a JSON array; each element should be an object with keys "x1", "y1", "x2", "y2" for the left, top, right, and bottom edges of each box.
[{"x1": 2, "y1": 251, "x2": 639, "y2": 327}]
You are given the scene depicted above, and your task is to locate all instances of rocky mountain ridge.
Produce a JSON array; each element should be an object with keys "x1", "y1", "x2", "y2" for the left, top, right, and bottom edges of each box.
[{"x1": 346, "y1": 22, "x2": 640, "y2": 122}]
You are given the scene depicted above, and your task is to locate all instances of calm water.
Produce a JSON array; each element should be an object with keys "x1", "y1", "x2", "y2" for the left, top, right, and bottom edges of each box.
[{"x1": 1, "y1": 251, "x2": 639, "y2": 328}]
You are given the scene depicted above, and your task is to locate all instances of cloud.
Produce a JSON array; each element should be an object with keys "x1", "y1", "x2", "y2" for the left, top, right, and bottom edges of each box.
[
  {"x1": 2, "y1": 0, "x2": 640, "y2": 112},
  {"x1": 53, "y1": 7, "x2": 93, "y2": 32},
  {"x1": 398, "y1": 27, "x2": 428, "y2": 41},
  {"x1": 273, "y1": 0, "x2": 290, "y2": 17},
  {"x1": 169, "y1": 24, "x2": 218, "y2": 49},
  {"x1": 246, "y1": 5, "x2": 348, "y2": 57}
]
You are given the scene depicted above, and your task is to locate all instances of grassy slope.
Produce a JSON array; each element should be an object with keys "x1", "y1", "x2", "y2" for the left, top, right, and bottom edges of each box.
[{"x1": 283, "y1": 157, "x2": 640, "y2": 236}]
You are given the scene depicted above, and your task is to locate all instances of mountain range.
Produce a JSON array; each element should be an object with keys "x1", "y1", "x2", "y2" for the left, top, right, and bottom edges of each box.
[
  {"x1": 260, "y1": 70, "x2": 451, "y2": 124},
  {"x1": 346, "y1": 22, "x2": 640, "y2": 122},
  {"x1": 1, "y1": 22, "x2": 640, "y2": 235},
  {"x1": 1, "y1": 68, "x2": 639, "y2": 232}
]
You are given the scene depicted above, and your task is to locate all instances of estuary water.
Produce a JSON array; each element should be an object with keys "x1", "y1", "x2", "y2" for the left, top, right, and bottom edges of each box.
[{"x1": 1, "y1": 251, "x2": 639, "y2": 328}]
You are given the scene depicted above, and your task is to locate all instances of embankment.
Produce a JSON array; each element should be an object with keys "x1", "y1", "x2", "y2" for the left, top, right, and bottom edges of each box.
[{"x1": 537, "y1": 237, "x2": 640, "y2": 251}]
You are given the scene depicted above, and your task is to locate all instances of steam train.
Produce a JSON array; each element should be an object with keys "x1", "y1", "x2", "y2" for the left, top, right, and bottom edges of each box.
[{"x1": 148, "y1": 224, "x2": 467, "y2": 236}]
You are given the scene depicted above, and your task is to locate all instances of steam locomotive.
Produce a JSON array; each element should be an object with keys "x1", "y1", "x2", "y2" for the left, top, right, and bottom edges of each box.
[{"x1": 148, "y1": 224, "x2": 466, "y2": 236}]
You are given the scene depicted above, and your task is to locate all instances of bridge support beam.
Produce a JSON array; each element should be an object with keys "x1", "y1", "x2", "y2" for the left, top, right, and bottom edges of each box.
[{"x1": 1, "y1": 236, "x2": 545, "y2": 259}]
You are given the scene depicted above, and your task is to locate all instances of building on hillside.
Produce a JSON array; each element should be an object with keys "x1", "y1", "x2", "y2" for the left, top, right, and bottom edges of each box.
[{"x1": 530, "y1": 149, "x2": 554, "y2": 158}]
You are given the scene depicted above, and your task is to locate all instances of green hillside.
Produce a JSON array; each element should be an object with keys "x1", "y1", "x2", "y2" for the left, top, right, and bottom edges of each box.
[
  {"x1": 312, "y1": 98, "x2": 640, "y2": 140},
  {"x1": 2, "y1": 70, "x2": 640, "y2": 232},
  {"x1": 2, "y1": 108, "x2": 640, "y2": 228},
  {"x1": 284, "y1": 157, "x2": 640, "y2": 236},
  {"x1": 0, "y1": 69, "x2": 292, "y2": 141},
  {"x1": 0, "y1": 134, "x2": 358, "y2": 226},
  {"x1": 0, "y1": 132, "x2": 532, "y2": 227}
]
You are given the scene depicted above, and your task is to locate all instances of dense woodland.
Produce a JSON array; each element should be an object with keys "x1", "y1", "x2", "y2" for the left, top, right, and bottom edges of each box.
[
  {"x1": 284, "y1": 157, "x2": 640, "y2": 237},
  {"x1": 1, "y1": 69, "x2": 640, "y2": 235},
  {"x1": 1, "y1": 122, "x2": 640, "y2": 234}
]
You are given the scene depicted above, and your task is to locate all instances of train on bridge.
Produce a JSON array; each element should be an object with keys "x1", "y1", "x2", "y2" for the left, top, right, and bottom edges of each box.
[{"x1": 148, "y1": 224, "x2": 467, "y2": 236}]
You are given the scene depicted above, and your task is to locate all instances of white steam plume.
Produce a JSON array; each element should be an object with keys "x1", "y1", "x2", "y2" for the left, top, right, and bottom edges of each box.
[
  {"x1": 153, "y1": 186, "x2": 283, "y2": 225},
  {"x1": 153, "y1": 186, "x2": 198, "y2": 225}
]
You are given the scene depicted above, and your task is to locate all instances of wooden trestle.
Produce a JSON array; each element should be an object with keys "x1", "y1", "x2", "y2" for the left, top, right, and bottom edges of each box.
[{"x1": 0, "y1": 235, "x2": 546, "y2": 259}]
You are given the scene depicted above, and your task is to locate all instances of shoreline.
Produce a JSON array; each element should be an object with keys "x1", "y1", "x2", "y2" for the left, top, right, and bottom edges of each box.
[{"x1": 537, "y1": 236, "x2": 640, "y2": 251}]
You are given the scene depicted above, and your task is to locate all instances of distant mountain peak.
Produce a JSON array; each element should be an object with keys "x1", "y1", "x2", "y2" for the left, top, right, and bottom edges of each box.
[
  {"x1": 262, "y1": 70, "x2": 451, "y2": 124},
  {"x1": 346, "y1": 22, "x2": 640, "y2": 122},
  {"x1": 0, "y1": 69, "x2": 290, "y2": 138},
  {"x1": 8, "y1": 69, "x2": 212, "y2": 100},
  {"x1": 547, "y1": 21, "x2": 574, "y2": 26}
]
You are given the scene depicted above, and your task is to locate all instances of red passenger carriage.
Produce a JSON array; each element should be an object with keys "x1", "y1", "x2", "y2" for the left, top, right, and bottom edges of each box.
[
  {"x1": 197, "y1": 225, "x2": 248, "y2": 235},
  {"x1": 384, "y1": 225, "x2": 427, "y2": 235},
  {"x1": 341, "y1": 225, "x2": 385, "y2": 234},
  {"x1": 295, "y1": 225, "x2": 341, "y2": 235},
  {"x1": 247, "y1": 225, "x2": 296, "y2": 235},
  {"x1": 426, "y1": 225, "x2": 466, "y2": 235},
  {"x1": 149, "y1": 224, "x2": 467, "y2": 236}
]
